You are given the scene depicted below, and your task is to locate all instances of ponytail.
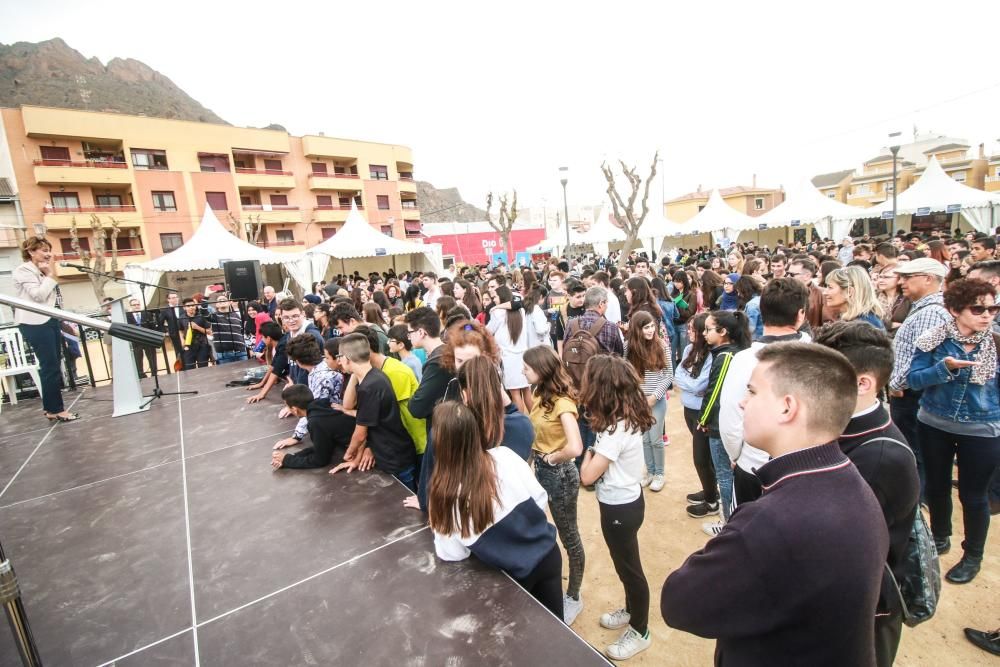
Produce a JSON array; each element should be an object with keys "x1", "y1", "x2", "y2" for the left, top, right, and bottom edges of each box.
[{"x1": 710, "y1": 309, "x2": 753, "y2": 351}]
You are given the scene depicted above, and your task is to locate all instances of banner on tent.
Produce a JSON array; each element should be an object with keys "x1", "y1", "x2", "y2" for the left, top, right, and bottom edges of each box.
[
  {"x1": 916, "y1": 207, "x2": 931, "y2": 216},
  {"x1": 757, "y1": 223, "x2": 768, "y2": 230},
  {"x1": 375, "y1": 248, "x2": 387, "y2": 256},
  {"x1": 946, "y1": 204, "x2": 961, "y2": 214},
  {"x1": 790, "y1": 220, "x2": 801, "y2": 227},
  {"x1": 881, "y1": 211, "x2": 894, "y2": 219}
]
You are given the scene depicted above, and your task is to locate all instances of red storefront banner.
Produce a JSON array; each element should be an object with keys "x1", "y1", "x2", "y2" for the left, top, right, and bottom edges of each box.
[{"x1": 423, "y1": 228, "x2": 546, "y2": 265}]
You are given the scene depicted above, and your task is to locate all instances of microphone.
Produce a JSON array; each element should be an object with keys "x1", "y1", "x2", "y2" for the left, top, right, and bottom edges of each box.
[{"x1": 58, "y1": 261, "x2": 90, "y2": 271}]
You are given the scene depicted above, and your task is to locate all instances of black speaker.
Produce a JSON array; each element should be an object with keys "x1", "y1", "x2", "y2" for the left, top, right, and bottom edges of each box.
[{"x1": 224, "y1": 260, "x2": 263, "y2": 301}]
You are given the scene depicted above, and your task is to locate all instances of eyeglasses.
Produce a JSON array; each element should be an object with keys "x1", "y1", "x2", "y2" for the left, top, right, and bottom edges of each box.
[
  {"x1": 968, "y1": 305, "x2": 1000, "y2": 316},
  {"x1": 897, "y1": 274, "x2": 928, "y2": 281},
  {"x1": 704, "y1": 326, "x2": 722, "y2": 333},
  {"x1": 723, "y1": 281, "x2": 734, "y2": 286}
]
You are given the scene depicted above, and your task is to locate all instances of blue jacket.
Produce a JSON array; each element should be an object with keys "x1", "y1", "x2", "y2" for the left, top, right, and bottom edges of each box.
[
  {"x1": 908, "y1": 336, "x2": 1000, "y2": 424},
  {"x1": 744, "y1": 296, "x2": 763, "y2": 339},
  {"x1": 658, "y1": 298, "x2": 679, "y2": 356},
  {"x1": 674, "y1": 345, "x2": 712, "y2": 411}
]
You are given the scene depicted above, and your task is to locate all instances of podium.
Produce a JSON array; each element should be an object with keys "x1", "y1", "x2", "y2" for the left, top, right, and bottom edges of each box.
[{"x1": 106, "y1": 296, "x2": 149, "y2": 417}]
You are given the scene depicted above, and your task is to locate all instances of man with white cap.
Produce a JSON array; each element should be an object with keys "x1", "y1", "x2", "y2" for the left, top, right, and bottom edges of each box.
[
  {"x1": 838, "y1": 237, "x2": 855, "y2": 266},
  {"x1": 888, "y1": 257, "x2": 950, "y2": 496}
]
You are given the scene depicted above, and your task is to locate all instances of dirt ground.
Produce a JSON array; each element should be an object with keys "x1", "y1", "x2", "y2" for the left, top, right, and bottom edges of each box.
[{"x1": 567, "y1": 392, "x2": 999, "y2": 666}]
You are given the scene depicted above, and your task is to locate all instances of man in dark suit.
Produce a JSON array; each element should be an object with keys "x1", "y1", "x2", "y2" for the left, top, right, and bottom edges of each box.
[
  {"x1": 128, "y1": 297, "x2": 159, "y2": 378},
  {"x1": 158, "y1": 291, "x2": 187, "y2": 371}
]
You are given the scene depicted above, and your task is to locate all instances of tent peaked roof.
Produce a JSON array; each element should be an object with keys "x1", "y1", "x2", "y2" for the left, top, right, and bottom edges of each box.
[
  {"x1": 682, "y1": 189, "x2": 756, "y2": 234},
  {"x1": 864, "y1": 156, "x2": 1000, "y2": 217},
  {"x1": 306, "y1": 201, "x2": 431, "y2": 259},
  {"x1": 130, "y1": 206, "x2": 292, "y2": 271},
  {"x1": 581, "y1": 199, "x2": 627, "y2": 243},
  {"x1": 756, "y1": 181, "x2": 868, "y2": 228}
]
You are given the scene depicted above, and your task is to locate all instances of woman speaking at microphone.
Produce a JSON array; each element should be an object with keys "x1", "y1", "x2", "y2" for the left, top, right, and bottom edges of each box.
[{"x1": 13, "y1": 237, "x2": 79, "y2": 422}]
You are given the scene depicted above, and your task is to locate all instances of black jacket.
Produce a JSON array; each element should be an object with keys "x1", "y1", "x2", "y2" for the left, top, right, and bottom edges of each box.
[
  {"x1": 698, "y1": 342, "x2": 740, "y2": 437},
  {"x1": 281, "y1": 401, "x2": 356, "y2": 469},
  {"x1": 838, "y1": 404, "x2": 920, "y2": 614},
  {"x1": 662, "y1": 442, "x2": 889, "y2": 667},
  {"x1": 408, "y1": 345, "x2": 454, "y2": 437}
]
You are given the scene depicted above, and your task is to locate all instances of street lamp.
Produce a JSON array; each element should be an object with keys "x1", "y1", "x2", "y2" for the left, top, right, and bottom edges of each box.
[
  {"x1": 889, "y1": 131, "x2": 901, "y2": 237},
  {"x1": 559, "y1": 166, "x2": 570, "y2": 253}
]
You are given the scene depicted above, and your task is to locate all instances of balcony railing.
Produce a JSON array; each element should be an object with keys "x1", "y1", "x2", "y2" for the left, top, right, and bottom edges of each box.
[
  {"x1": 34, "y1": 159, "x2": 128, "y2": 169},
  {"x1": 241, "y1": 205, "x2": 300, "y2": 211},
  {"x1": 235, "y1": 167, "x2": 293, "y2": 176},
  {"x1": 44, "y1": 205, "x2": 137, "y2": 213},
  {"x1": 254, "y1": 240, "x2": 303, "y2": 247},
  {"x1": 986, "y1": 176, "x2": 1000, "y2": 183},
  {"x1": 401, "y1": 203, "x2": 419, "y2": 210},
  {"x1": 323, "y1": 172, "x2": 360, "y2": 179},
  {"x1": 56, "y1": 248, "x2": 145, "y2": 260},
  {"x1": 314, "y1": 205, "x2": 364, "y2": 211},
  {"x1": 399, "y1": 175, "x2": 414, "y2": 181}
]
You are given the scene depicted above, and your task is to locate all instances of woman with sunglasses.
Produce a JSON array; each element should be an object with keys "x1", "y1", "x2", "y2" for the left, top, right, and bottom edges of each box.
[{"x1": 908, "y1": 278, "x2": 1000, "y2": 584}]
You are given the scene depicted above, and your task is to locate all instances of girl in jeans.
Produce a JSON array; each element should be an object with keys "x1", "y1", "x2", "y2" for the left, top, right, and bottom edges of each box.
[
  {"x1": 674, "y1": 313, "x2": 719, "y2": 518},
  {"x1": 580, "y1": 355, "x2": 655, "y2": 661},
  {"x1": 523, "y1": 345, "x2": 585, "y2": 626},
  {"x1": 623, "y1": 311, "x2": 673, "y2": 492},
  {"x1": 908, "y1": 278, "x2": 1000, "y2": 585},
  {"x1": 697, "y1": 310, "x2": 752, "y2": 525}
]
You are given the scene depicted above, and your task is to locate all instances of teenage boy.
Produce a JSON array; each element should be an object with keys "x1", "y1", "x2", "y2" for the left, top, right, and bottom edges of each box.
[
  {"x1": 712, "y1": 279, "x2": 811, "y2": 526},
  {"x1": 814, "y1": 321, "x2": 920, "y2": 667},
  {"x1": 271, "y1": 385, "x2": 355, "y2": 470},
  {"x1": 970, "y1": 236, "x2": 997, "y2": 263},
  {"x1": 405, "y1": 306, "x2": 453, "y2": 439},
  {"x1": 179, "y1": 297, "x2": 211, "y2": 368},
  {"x1": 247, "y1": 320, "x2": 284, "y2": 403},
  {"x1": 387, "y1": 323, "x2": 423, "y2": 380},
  {"x1": 273, "y1": 335, "x2": 344, "y2": 451},
  {"x1": 330, "y1": 303, "x2": 390, "y2": 353},
  {"x1": 421, "y1": 272, "x2": 440, "y2": 309},
  {"x1": 550, "y1": 279, "x2": 587, "y2": 353},
  {"x1": 330, "y1": 334, "x2": 417, "y2": 490},
  {"x1": 662, "y1": 342, "x2": 889, "y2": 666},
  {"x1": 209, "y1": 294, "x2": 248, "y2": 364},
  {"x1": 787, "y1": 258, "x2": 824, "y2": 331}
]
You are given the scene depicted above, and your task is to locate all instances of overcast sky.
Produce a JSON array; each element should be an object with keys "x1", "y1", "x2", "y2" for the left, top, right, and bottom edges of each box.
[{"x1": 3, "y1": 0, "x2": 1000, "y2": 214}]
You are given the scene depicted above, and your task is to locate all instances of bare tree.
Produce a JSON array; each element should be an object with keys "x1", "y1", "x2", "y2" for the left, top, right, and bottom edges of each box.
[
  {"x1": 485, "y1": 190, "x2": 518, "y2": 262},
  {"x1": 229, "y1": 212, "x2": 264, "y2": 245},
  {"x1": 69, "y1": 214, "x2": 121, "y2": 301},
  {"x1": 600, "y1": 150, "x2": 659, "y2": 267}
]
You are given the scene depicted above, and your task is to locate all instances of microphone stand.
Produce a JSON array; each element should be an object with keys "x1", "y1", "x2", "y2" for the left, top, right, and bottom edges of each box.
[
  {"x1": 0, "y1": 538, "x2": 42, "y2": 667},
  {"x1": 60, "y1": 264, "x2": 197, "y2": 406}
]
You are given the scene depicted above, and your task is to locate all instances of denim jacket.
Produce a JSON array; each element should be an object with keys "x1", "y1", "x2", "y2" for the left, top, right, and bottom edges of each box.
[{"x1": 908, "y1": 336, "x2": 1000, "y2": 424}]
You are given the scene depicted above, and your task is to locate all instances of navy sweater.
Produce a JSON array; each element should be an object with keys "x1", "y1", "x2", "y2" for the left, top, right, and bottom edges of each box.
[{"x1": 662, "y1": 442, "x2": 889, "y2": 666}]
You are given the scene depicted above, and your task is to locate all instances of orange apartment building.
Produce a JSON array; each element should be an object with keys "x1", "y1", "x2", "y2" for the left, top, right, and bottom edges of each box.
[
  {"x1": 0, "y1": 105, "x2": 418, "y2": 305},
  {"x1": 664, "y1": 178, "x2": 785, "y2": 222}
]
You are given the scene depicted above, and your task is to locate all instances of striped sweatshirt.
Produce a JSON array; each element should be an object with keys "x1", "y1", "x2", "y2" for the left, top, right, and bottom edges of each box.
[
  {"x1": 697, "y1": 342, "x2": 740, "y2": 437},
  {"x1": 433, "y1": 446, "x2": 557, "y2": 580},
  {"x1": 624, "y1": 338, "x2": 675, "y2": 402}
]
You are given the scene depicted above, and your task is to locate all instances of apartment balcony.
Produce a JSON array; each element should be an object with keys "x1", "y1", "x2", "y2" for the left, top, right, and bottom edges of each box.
[
  {"x1": 401, "y1": 206, "x2": 420, "y2": 220},
  {"x1": 254, "y1": 239, "x2": 305, "y2": 252},
  {"x1": 241, "y1": 205, "x2": 302, "y2": 224},
  {"x1": 42, "y1": 205, "x2": 143, "y2": 229},
  {"x1": 234, "y1": 167, "x2": 296, "y2": 189},
  {"x1": 308, "y1": 172, "x2": 362, "y2": 190},
  {"x1": 53, "y1": 248, "x2": 149, "y2": 276},
  {"x1": 398, "y1": 177, "x2": 417, "y2": 194},
  {"x1": 33, "y1": 159, "x2": 132, "y2": 186},
  {"x1": 312, "y1": 206, "x2": 363, "y2": 223},
  {"x1": 985, "y1": 176, "x2": 1000, "y2": 191}
]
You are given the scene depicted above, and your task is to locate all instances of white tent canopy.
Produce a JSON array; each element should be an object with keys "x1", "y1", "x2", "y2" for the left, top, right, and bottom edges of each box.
[
  {"x1": 123, "y1": 207, "x2": 309, "y2": 304},
  {"x1": 305, "y1": 202, "x2": 443, "y2": 280},
  {"x1": 861, "y1": 156, "x2": 1000, "y2": 234},
  {"x1": 676, "y1": 189, "x2": 757, "y2": 244},
  {"x1": 756, "y1": 180, "x2": 870, "y2": 240}
]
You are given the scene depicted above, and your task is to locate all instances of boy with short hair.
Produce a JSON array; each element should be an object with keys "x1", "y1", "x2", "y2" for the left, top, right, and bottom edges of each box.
[
  {"x1": 271, "y1": 384, "x2": 355, "y2": 470},
  {"x1": 662, "y1": 342, "x2": 889, "y2": 666},
  {"x1": 388, "y1": 323, "x2": 422, "y2": 381},
  {"x1": 330, "y1": 334, "x2": 417, "y2": 490},
  {"x1": 273, "y1": 335, "x2": 344, "y2": 451}
]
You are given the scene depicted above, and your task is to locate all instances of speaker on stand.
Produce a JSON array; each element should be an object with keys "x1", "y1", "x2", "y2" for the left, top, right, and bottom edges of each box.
[{"x1": 223, "y1": 260, "x2": 263, "y2": 301}]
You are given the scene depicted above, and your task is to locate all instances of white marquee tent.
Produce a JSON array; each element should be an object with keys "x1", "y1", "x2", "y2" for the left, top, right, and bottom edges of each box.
[
  {"x1": 668, "y1": 189, "x2": 757, "y2": 245},
  {"x1": 123, "y1": 207, "x2": 310, "y2": 304},
  {"x1": 755, "y1": 181, "x2": 870, "y2": 241},
  {"x1": 305, "y1": 202, "x2": 444, "y2": 280},
  {"x1": 859, "y1": 156, "x2": 1000, "y2": 234}
]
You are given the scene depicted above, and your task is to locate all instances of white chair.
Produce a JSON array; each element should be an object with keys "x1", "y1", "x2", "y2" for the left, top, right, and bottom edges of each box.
[{"x1": 0, "y1": 328, "x2": 43, "y2": 411}]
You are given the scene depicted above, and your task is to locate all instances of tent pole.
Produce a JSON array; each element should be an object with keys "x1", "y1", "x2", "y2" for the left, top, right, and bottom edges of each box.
[{"x1": 341, "y1": 258, "x2": 346, "y2": 277}]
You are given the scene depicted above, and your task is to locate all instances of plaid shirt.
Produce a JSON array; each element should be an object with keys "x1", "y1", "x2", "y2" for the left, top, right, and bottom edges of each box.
[
  {"x1": 564, "y1": 309, "x2": 624, "y2": 356},
  {"x1": 889, "y1": 292, "x2": 950, "y2": 391},
  {"x1": 293, "y1": 363, "x2": 344, "y2": 440}
]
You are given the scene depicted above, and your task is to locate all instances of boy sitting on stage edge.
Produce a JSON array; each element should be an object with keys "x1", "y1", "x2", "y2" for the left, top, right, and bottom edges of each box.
[{"x1": 271, "y1": 384, "x2": 355, "y2": 470}]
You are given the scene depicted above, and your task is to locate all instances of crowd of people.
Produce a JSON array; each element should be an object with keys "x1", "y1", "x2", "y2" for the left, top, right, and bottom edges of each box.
[{"x1": 11, "y1": 226, "x2": 1000, "y2": 661}]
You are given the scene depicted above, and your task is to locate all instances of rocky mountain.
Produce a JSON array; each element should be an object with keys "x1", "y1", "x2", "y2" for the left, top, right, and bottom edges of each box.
[
  {"x1": 0, "y1": 38, "x2": 227, "y2": 124},
  {"x1": 416, "y1": 181, "x2": 488, "y2": 223}
]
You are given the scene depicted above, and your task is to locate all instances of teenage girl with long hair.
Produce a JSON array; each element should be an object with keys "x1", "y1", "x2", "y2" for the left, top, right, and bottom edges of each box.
[
  {"x1": 579, "y1": 355, "x2": 655, "y2": 660},
  {"x1": 455, "y1": 278, "x2": 482, "y2": 318},
  {"x1": 488, "y1": 285, "x2": 532, "y2": 413},
  {"x1": 427, "y1": 402, "x2": 564, "y2": 619},
  {"x1": 403, "y1": 283, "x2": 423, "y2": 311},
  {"x1": 522, "y1": 345, "x2": 586, "y2": 626},
  {"x1": 673, "y1": 312, "x2": 719, "y2": 518},
  {"x1": 623, "y1": 310, "x2": 673, "y2": 492},
  {"x1": 696, "y1": 310, "x2": 752, "y2": 526}
]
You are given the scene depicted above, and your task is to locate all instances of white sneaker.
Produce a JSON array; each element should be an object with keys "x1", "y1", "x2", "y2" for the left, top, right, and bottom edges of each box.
[
  {"x1": 649, "y1": 474, "x2": 665, "y2": 492},
  {"x1": 563, "y1": 594, "x2": 584, "y2": 626},
  {"x1": 606, "y1": 626, "x2": 651, "y2": 660},
  {"x1": 600, "y1": 608, "x2": 631, "y2": 630},
  {"x1": 639, "y1": 474, "x2": 652, "y2": 488},
  {"x1": 702, "y1": 521, "x2": 725, "y2": 537}
]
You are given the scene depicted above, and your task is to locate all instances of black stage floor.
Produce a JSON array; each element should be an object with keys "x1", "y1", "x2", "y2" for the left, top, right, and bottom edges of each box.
[{"x1": 0, "y1": 363, "x2": 609, "y2": 666}]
